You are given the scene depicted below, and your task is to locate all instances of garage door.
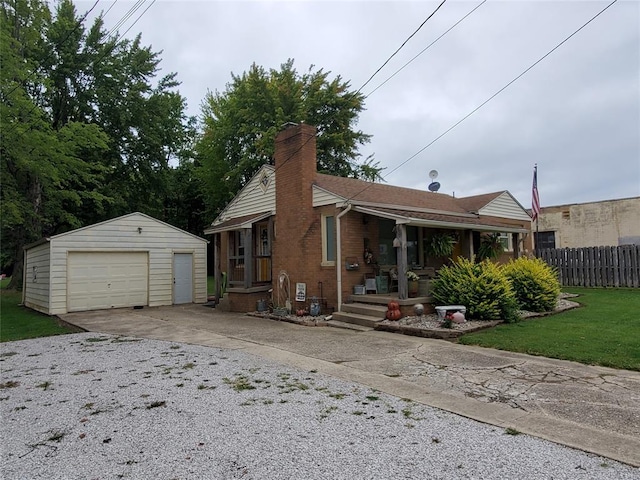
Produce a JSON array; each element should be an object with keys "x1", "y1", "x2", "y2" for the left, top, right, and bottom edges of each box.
[{"x1": 68, "y1": 252, "x2": 148, "y2": 312}]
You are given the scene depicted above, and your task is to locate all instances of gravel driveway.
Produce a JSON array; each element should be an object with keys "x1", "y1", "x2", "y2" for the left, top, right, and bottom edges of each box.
[{"x1": 1, "y1": 333, "x2": 638, "y2": 480}]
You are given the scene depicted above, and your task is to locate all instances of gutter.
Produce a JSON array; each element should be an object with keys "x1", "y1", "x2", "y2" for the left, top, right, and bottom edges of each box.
[{"x1": 335, "y1": 203, "x2": 352, "y2": 312}]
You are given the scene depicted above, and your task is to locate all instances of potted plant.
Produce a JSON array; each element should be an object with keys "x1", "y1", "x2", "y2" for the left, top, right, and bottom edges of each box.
[
  {"x1": 425, "y1": 232, "x2": 457, "y2": 258},
  {"x1": 477, "y1": 232, "x2": 505, "y2": 261},
  {"x1": 407, "y1": 271, "x2": 420, "y2": 297}
]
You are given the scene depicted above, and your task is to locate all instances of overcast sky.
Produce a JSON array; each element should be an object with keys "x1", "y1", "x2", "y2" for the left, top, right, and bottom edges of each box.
[{"x1": 79, "y1": 0, "x2": 639, "y2": 209}]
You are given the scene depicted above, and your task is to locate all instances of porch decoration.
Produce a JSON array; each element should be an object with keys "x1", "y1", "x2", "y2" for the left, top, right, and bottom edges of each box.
[
  {"x1": 407, "y1": 271, "x2": 419, "y2": 298},
  {"x1": 425, "y1": 232, "x2": 457, "y2": 258},
  {"x1": 386, "y1": 300, "x2": 402, "y2": 321}
]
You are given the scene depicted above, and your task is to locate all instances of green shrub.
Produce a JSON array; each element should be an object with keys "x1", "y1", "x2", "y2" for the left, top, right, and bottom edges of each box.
[
  {"x1": 432, "y1": 258, "x2": 519, "y2": 322},
  {"x1": 502, "y1": 257, "x2": 560, "y2": 312}
]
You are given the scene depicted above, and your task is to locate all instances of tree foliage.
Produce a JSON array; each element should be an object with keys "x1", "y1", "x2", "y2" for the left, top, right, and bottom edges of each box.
[
  {"x1": 197, "y1": 59, "x2": 381, "y2": 218},
  {"x1": 0, "y1": 0, "x2": 196, "y2": 289}
]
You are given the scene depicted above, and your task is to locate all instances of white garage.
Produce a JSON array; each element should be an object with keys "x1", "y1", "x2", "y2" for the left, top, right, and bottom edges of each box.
[{"x1": 23, "y1": 213, "x2": 208, "y2": 315}]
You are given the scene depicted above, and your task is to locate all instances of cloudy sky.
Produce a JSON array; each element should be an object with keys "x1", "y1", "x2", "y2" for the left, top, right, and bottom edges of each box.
[{"x1": 79, "y1": 0, "x2": 639, "y2": 209}]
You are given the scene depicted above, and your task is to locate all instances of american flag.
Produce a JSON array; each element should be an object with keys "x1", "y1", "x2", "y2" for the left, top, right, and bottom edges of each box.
[{"x1": 531, "y1": 165, "x2": 540, "y2": 221}]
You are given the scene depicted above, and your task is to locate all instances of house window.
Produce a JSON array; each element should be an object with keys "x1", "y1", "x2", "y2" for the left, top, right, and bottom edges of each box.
[
  {"x1": 498, "y1": 233, "x2": 513, "y2": 252},
  {"x1": 535, "y1": 231, "x2": 556, "y2": 250},
  {"x1": 322, "y1": 215, "x2": 336, "y2": 265}
]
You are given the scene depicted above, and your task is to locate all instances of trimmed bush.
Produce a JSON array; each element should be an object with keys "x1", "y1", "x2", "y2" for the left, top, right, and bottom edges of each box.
[
  {"x1": 503, "y1": 257, "x2": 560, "y2": 312},
  {"x1": 432, "y1": 258, "x2": 519, "y2": 322}
]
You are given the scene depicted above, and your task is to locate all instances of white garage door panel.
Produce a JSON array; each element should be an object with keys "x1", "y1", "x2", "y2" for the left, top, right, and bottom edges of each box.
[{"x1": 68, "y1": 252, "x2": 148, "y2": 312}]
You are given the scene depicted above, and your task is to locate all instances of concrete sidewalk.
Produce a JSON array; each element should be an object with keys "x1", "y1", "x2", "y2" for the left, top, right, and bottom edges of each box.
[{"x1": 60, "y1": 304, "x2": 640, "y2": 467}]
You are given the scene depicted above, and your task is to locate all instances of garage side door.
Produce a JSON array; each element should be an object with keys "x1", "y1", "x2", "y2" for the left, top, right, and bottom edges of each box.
[{"x1": 68, "y1": 252, "x2": 148, "y2": 312}]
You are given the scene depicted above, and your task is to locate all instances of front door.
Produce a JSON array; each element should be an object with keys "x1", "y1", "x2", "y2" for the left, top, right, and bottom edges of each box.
[{"x1": 173, "y1": 253, "x2": 193, "y2": 304}]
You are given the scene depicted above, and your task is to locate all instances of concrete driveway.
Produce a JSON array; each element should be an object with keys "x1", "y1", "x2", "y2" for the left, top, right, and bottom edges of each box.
[{"x1": 60, "y1": 304, "x2": 640, "y2": 467}]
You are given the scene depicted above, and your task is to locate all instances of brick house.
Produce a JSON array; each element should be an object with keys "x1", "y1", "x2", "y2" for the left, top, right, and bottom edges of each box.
[{"x1": 204, "y1": 123, "x2": 532, "y2": 315}]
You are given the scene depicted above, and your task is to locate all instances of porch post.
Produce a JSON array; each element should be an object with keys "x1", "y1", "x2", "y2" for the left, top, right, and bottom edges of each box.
[
  {"x1": 512, "y1": 232, "x2": 520, "y2": 259},
  {"x1": 244, "y1": 228, "x2": 253, "y2": 289},
  {"x1": 215, "y1": 233, "x2": 221, "y2": 299},
  {"x1": 397, "y1": 224, "x2": 408, "y2": 300}
]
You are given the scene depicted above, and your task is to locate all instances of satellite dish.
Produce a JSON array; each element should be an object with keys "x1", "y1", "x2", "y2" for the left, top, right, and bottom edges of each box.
[
  {"x1": 429, "y1": 170, "x2": 439, "y2": 180},
  {"x1": 428, "y1": 181, "x2": 441, "y2": 192}
]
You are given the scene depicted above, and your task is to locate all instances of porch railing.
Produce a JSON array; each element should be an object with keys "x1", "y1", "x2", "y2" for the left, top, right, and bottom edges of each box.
[{"x1": 228, "y1": 257, "x2": 272, "y2": 286}]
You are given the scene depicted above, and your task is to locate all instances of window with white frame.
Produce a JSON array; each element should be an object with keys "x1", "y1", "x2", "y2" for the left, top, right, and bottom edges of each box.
[
  {"x1": 321, "y1": 215, "x2": 336, "y2": 265},
  {"x1": 498, "y1": 232, "x2": 513, "y2": 252}
]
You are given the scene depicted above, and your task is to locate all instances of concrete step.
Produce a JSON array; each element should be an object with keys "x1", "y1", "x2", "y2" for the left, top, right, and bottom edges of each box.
[
  {"x1": 326, "y1": 320, "x2": 373, "y2": 332},
  {"x1": 342, "y1": 303, "x2": 387, "y2": 317},
  {"x1": 331, "y1": 311, "x2": 384, "y2": 328}
]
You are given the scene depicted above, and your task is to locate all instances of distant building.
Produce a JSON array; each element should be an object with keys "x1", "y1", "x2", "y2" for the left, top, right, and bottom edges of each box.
[{"x1": 533, "y1": 197, "x2": 640, "y2": 249}]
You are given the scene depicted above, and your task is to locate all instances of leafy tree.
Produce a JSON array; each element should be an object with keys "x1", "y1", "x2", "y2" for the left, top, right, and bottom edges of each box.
[
  {"x1": 197, "y1": 59, "x2": 381, "y2": 218},
  {"x1": 1, "y1": 0, "x2": 195, "y2": 289}
]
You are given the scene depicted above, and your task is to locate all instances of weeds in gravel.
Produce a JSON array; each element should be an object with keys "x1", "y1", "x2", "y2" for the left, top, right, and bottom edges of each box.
[
  {"x1": 0, "y1": 380, "x2": 20, "y2": 389},
  {"x1": 182, "y1": 362, "x2": 195, "y2": 370},
  {"x1": 319, "y1": 405, "x2": 338, "y2": 419},
  {"x1": 146, "y1": 401, "x2": 166, "y2": 409},
  {"x1": 0, "y1": 351, "x2": 17, "y2": 357},
  {"x1": 176, "y1": 383, "x2": 184, "y2": 387},
  {"x1": 85, "y1": 337, "x2": 109, "y2": 343},
  {"x1": 36, "y1": 381, "x2": 52, "y2": 390},
  {"x1": 223, "y1": 374, "x2": 256, "y2": 391},
  {"x1": 329, "y1": 392, "x2": 346, "y2": 399},
  {"x1": 352, "y1": 410, "x2": 364, "y2": 416},
  {"x1": 505, "y1": 427, "x2": 521, "y2": 435}
]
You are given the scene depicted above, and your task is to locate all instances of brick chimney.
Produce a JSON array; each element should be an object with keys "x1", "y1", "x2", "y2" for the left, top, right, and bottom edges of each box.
[
  {"x1": 274, "y1": 123, "x2": 317, "y2": 232},
  {"x1": 272, "y1": 123, "x2": 318, "y2": 292}
]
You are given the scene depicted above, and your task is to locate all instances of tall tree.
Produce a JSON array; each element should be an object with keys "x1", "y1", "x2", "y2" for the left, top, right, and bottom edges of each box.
[
  {"x1": 197, "y1": 59, "x2": 382, "y2": 219},
  {"x1": 0, "y1": 0, "x2": 195, "y2": 289}
]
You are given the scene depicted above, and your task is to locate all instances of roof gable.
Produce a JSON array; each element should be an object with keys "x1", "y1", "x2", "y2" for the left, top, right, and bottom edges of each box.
[
  {"x1": 48, "y1": 212, "x2": 207, "y2": 244},
  {"x1": 212, "y1": 164, "x2": 276, "y2": 226},
  {"x1": 459, "y1": 191, "x2": 531, "y2": 221}
]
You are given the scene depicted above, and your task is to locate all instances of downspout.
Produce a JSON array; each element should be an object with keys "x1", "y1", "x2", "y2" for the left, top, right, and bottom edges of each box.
[{"x1": 336, "y1": 203, "x2": 352, "y2": 312}]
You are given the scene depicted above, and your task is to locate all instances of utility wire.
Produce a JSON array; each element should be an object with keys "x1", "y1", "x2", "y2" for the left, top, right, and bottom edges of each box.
[
  {"x1": 357, "y1": 0, "x2": 447, "y2": 93},
  {"x1": 347, "y1": 0, "x2": 619, "y2": 202},
  {"x1": 106, "y1": 0, "x2": 147, "y2": 38},
  {"x1": 366, "y1": 0, "x2": 487, "y2": 98},
  {"x1": 119, "y1": 0, "x2": 156, "y2": 39}
]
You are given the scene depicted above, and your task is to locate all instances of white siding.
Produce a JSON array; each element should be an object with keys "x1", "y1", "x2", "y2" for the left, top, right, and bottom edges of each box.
[
  {"x1": 214, "y1": 165, "x2": 276, "y2": 225},
  {"x1": 23, "y1": 242, "x2": 51, "y2": 314},
  {"x1": 313, "y1": 186, "x2": 344, "y2": 207},
  {"x1": 479, "y1": 192, "x2": 531, "y2": 221},
  {"x1": 43, "y1": 213, "x2": 207, "y2": 315}
]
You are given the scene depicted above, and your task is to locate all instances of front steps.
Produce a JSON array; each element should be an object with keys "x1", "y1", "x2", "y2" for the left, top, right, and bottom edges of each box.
[{"x1": 329, "y1": 294, "x2": 433, "y2": 330}]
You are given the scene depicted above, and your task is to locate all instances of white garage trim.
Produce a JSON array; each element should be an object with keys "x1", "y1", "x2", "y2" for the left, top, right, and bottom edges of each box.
[{"x1": 67, "y1": 251, "x2": 149, "y2": 312}]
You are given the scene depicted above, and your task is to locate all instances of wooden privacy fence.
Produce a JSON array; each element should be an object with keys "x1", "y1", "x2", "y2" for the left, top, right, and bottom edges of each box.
[{"x1": 537, "y1": 245, "x2": 640, "y2": 288}]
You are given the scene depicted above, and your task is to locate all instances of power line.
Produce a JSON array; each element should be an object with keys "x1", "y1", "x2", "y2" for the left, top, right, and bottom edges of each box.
[
  {"x1": 119, "y1": 0, "x2": 157, "y2": 39},
  {"x1": 366, "y1": 0, "x2": 487, "y2": 98},
  {"x1": 348, "y1": 0, "x2": 619, "y2": 202},
  {"x1": 106, "y1": 0, "x2": 146, "y2": 38},
  {"x1": 357, "y1": 0, "x2": 447, "y2": 94}
]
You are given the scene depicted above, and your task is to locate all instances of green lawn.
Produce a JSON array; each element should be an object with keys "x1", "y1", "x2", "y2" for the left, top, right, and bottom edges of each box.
[
  {"x1": 459, "y1": 288, "x2": 640, "y2": 371},
  {"x1": 1, "y1": 278, "x2": 77, "y2": 342}
]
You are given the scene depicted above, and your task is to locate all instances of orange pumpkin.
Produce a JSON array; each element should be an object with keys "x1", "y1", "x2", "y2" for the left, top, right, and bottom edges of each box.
[{"x1": 386, "y1": 301, "x2": 402, "y2": 321}]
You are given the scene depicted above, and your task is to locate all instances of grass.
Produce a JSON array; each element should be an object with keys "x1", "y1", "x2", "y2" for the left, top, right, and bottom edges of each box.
[
  {"x1": 459, "y1": 288, "x2": 640, "y2": 371},
  {"x1": 1, "y1": 278, "x2": 76, "y2": 342}
]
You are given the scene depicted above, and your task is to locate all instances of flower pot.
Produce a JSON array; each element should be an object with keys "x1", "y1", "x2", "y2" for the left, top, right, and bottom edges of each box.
[{"x1": 408, "y1": 280, "x2": 419, "y2": 298}]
